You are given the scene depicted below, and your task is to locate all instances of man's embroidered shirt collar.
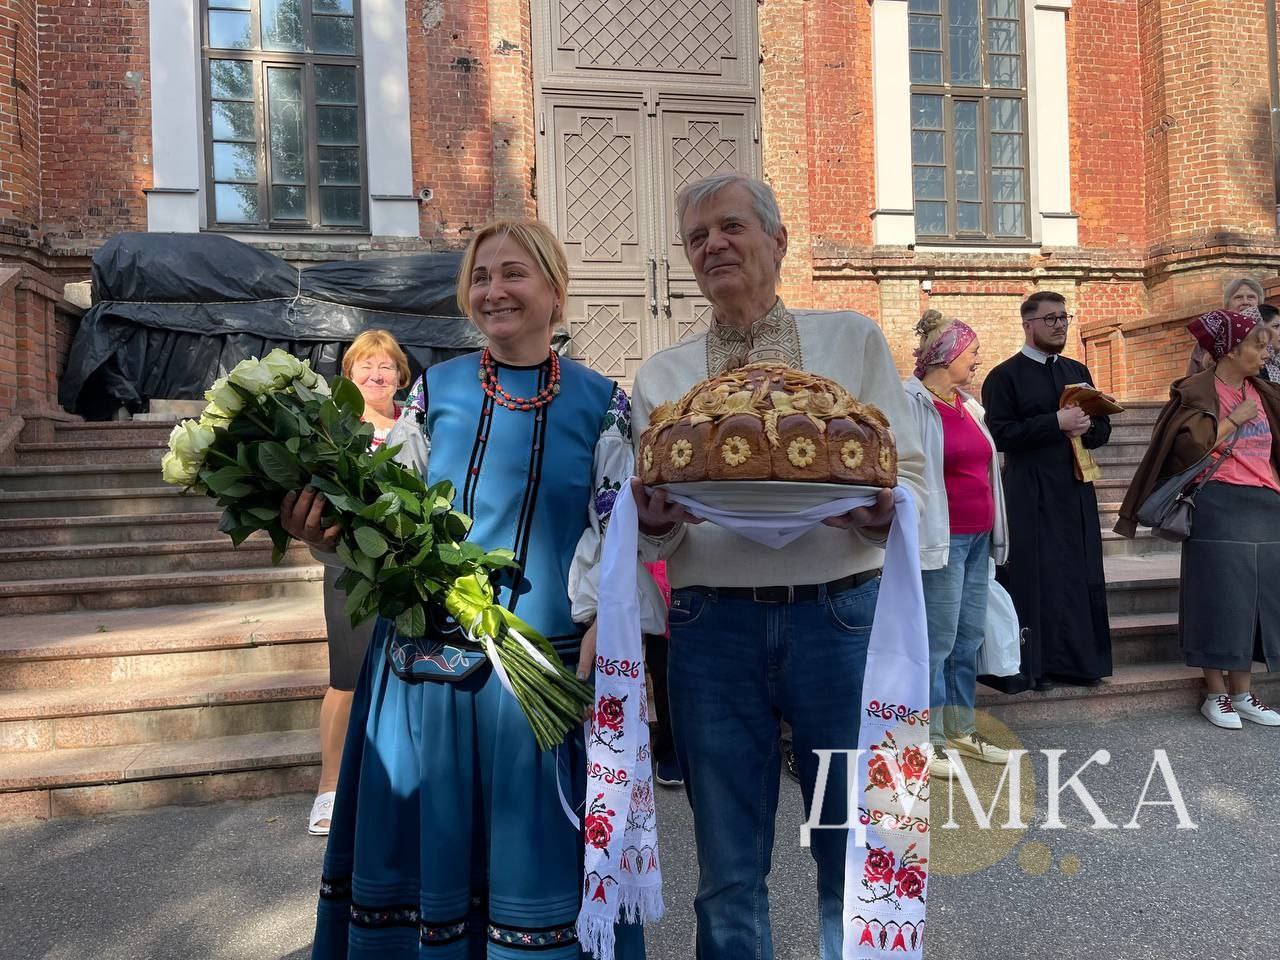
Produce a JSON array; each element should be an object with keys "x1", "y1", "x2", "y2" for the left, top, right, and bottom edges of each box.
[{"x1": 706, "y1": 298, "x2": 803, "y2": 374}]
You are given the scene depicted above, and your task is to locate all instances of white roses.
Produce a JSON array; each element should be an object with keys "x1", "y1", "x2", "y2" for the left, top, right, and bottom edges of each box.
[
  {"x1": 163, "y1": 349, "x2": 329, "y2": 489},
  {"x1": 161, "y1": 420, "x2": 216, "y2": 487}
]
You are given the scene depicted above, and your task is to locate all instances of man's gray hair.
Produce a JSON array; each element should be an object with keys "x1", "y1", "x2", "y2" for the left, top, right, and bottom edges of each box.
[
  {"x1": 1224, "y1": 276, "x2": 1265, "y2": 306},
  {"x1": 676, "y1": 172, "x2": 784, "y2": 239}
]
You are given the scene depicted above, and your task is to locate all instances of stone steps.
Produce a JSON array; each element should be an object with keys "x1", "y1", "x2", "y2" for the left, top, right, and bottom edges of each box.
[
  {"x1": 1101, "y1": 528, "x2": 1171, "y2": 558},
  {"x1": 1100, "y1": 553, "x2": 1179, "y2": 616},
  {"x1": 0, "y1": 537, "x2": 313, "y2": 582},
  {"x1": 13, "y1": 440, "x2": 168, "y2": 467},
  {"x1": 0, "y1": 598, "x2": 326, "y2": 691},
  {"x1": 0, "y1": 512, "x2": 224, "y2": 547},
  {"x1": 0, "y1": 730, "x2": 320, "y2": 821},
  {"x1": 0, "y1": 485, "x2": 216, "y2": 519},
  {"x1": 0, "y1": 565, "x2": 324, "y2": 616},
  {"x1": 0, "y1": 598, "x2": 330, "y2": 819},
  {"x1": 1110, "y1": 612, "x2": 1180, "y2": 665},
  {"x1": 49, "y1": 421, "x2": 180, "y2": 445},
  {"x1": 1091, "y1": 439, "x2": 1152, "y2": 463},
  {"x1": 0, "y1": 421, "x2": 336, "y2": 822},
  {"x1": 0, "y1": 670, "x2": 327, "y2": 752},
  {"x1": 0, "y1": 462, "x2": 166, "y2": 493}
]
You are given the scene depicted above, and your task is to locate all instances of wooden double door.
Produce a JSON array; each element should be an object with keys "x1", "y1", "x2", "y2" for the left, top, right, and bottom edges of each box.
[{"x1": 533, "y1": 0, "x2": 763, "y2": 383}]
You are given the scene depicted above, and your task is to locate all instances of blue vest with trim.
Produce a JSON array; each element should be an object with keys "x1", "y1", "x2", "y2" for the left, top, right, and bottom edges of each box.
[{"x1": 423, "y1": 351, "x2": 614, "y2": 645}]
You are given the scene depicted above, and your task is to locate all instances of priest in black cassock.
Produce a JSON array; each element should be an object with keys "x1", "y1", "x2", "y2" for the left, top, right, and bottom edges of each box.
[{"x1": 981, "y1": 291, "x2": 1113, "y2": 693}]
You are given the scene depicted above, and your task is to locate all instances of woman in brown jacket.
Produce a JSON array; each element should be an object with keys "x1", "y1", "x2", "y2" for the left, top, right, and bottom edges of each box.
[{"x1": 1117, "y1": 309, "x2": 1280, "y2": 729}]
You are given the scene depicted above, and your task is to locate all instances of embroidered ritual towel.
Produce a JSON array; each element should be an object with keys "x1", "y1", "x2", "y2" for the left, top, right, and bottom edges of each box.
[
  {"x1": 843, "y1": 486, "x2": 930, "y2": 958},
  {"x1": 578, "y1": 481, "x2": 664, "y2": 960},
  {"x1": 661, "y1": 485, "x2": 931, "y2": 958}
]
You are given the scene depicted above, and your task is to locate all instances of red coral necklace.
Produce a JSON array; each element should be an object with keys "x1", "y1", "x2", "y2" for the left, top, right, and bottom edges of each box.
[{"x1": 479, "y1": 347, "x2": 561, "y2": 411}]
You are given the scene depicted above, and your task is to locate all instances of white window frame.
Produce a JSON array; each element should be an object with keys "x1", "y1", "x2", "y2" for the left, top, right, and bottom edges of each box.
[
  {"x1": 147, "y1": 0, "x2": 419, "y2": 238},
  {"x1": 869, "y1": 0, "x2": 1078, "y2": 248}
]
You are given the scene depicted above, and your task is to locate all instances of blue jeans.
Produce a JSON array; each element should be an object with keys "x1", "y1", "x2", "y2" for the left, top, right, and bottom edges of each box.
[
  {"x1": 666, "y1": 577, "x2": 877, "y2": 960},
  {"x1": 921, "y1": 531, "x2": 990, "y2": 746}
]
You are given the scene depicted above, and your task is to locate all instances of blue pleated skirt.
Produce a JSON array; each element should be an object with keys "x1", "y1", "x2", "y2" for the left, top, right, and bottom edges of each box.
[{"x1": 312, "y1": 619, "x2": 644, "y2": 959}]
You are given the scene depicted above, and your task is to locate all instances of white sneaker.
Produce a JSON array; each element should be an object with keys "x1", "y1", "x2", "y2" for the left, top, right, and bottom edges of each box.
[
  {"x1": 1201, "y1": 695, "x2": 1242, "y2": 730},
  {"x1": 929, "y1": 750, "x2": 956, "y2": 779},
  {"x1": 1231, "y1": 693, "x2": 1280, "y2": 726},
  {"x1": 948, "y1": 732, "x2": 1011, "y2": 765}
]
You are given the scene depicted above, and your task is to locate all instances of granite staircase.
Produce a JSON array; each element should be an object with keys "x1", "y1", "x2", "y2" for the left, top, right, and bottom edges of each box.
[
  {"x1": 0, "y1": 419, "x2": 327, "y2": 821},
  {"x1": 979, "y1": 400, "x2": 1280, "y2": 726}
]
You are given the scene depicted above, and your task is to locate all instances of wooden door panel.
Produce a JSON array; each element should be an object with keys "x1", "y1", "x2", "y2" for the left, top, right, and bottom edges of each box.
[
  {"x1": 546, "y1": 0, "x2": 748, "y2": 87},
  {"x1": 542, "y1": 99, "x2": 651, "y2": 280},
  {"x1": 656, "y1": 101, "x2": 758, "y2": 347},
  {"x1": 564, "y1": 290, "x2": 651, "y2": 386}
]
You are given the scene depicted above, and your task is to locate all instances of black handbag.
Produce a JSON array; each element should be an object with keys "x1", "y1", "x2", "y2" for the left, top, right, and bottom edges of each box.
[{"x1": 1136, "y1": 432, "x2": 1239, "y2": 542}]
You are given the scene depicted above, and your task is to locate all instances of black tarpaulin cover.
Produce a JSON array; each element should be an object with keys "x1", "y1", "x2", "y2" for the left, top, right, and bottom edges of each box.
[{"x1": 59, "y1": 232, "x2": 487, "y2": 418}]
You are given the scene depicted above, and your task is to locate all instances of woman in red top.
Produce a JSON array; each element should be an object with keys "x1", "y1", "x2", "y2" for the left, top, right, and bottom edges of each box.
[
  {"x1": 1118, "y1": 309, "x2": 1280, "y2": 729},
  {"x1": 905, "y1": 311, "x2": 1009, "y2": 778}
]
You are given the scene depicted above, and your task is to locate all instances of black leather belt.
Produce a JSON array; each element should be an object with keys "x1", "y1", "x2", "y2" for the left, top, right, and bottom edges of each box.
[{"x1": 684, "y1": 569, "x2": 882, "y2": 604}]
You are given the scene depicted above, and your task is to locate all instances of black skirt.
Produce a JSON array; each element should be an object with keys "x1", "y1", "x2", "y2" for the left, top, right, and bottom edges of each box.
[
  {"x1": 322, "y1": 565, "x2": 376, "y2": 691},
  {"x1": 1179, "y1": 481, "x2": 1280, "y2": 671}
]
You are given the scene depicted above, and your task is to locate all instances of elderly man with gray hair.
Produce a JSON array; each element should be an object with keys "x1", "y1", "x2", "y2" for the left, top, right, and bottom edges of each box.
[{"x1": 628, "y1": 173, "x2": 927, "y2": 959}]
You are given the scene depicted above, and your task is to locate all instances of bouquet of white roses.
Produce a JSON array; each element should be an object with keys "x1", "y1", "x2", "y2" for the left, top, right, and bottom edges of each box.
[{"x1": 161, "y1": 349, "x2": 593, "y2": 749}]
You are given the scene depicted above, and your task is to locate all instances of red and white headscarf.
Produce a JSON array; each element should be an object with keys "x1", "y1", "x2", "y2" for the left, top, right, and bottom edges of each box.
[
  {"x1": 1187, "y1": 308, "x2": 1259, "y2": 362},
  {"x1": 912, "y1": 319, "x2": 977, "y2": 380}
]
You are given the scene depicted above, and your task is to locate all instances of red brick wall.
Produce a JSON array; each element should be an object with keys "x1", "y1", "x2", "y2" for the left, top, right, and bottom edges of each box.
[
  {"x1": 37, "y1": 1, "x2": 151, "y2": 248},
  {"x1": 805, "y1": 0, "x2": 875, "y2": 252},
  {"x1": 0, "y1": 263, "x2": 70, "y2": 417},
  {"x1": 1068, "y1": 0, "x2": 1147, "y2": 252},
  {"x1": 0, "y1": 0, "x2": 40, "y2": 240},
  {"x1": 487, "y1": 0, "x2": 537, "y2": 221},
  {"x1": 1139, "y1": 0, "x2": 1276, "y2": 253},
  {"x1": 408, "y1": 0, "x2": 495, "y2": 242}
]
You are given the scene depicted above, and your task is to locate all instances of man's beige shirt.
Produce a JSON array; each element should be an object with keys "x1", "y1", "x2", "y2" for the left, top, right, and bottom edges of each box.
[{"x1": 631, "y1": 303, "x2": 927, "y2": 589}]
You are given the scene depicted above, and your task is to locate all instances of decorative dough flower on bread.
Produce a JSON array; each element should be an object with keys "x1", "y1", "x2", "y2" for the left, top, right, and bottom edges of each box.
[
  {"x1": 878, "y1": 444, "x2": 895, "y2": 473},
  {"x1": 841, "y1": 439, "x2": 865, "y2": 470},
  {"x1": 721, "y1": 436, "x2": 752, "y2": 466},
  {"x1": 670, "y1": 438, "x2": 694, "y2": 469},
  {"x1": 788, "y1": 437, "x2": 817, "y2": 468}
]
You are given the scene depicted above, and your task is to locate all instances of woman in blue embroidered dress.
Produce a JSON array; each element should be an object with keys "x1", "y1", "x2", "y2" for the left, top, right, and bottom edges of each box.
[{"x1": 285, "y1": 220, "x2": 651, "y2": 959}]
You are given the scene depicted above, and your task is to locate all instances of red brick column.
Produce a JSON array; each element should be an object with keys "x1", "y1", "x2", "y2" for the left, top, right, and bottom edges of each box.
[
  {"x1": 37, "y1": 1, "x2": 151, "y2": 249},
  {"x1": 0, "y1": 0, "x2": 40, "y2": 242},
  {"x1": 407, "y1": 0, "x2": 495, "y2": 241},
  {"x1": 0, "y1": 262, "x2": 79, "y2": 419}
]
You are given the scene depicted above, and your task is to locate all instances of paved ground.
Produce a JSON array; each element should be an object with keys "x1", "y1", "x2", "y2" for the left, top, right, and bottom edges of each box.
[{"x1": 2, "y1": 711, "x2": 1277, "y2": 960}]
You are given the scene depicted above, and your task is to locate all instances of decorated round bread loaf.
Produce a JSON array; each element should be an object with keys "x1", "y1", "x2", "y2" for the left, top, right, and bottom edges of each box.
[{"x1": 638, "y1": 363, "x2": 897, "y2": 487}]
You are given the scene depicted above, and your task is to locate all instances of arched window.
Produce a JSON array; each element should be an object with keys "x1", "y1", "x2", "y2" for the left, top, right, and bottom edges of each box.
[
  {"x1": 202, "y1": 1, "x2": 367, "y2": 230},
  {"x1": 908, "y1": 0, "x2": 1028, "y2": 241}
]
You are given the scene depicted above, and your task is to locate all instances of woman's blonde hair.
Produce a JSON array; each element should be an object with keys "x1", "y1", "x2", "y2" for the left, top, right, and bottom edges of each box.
[
  {"x1": 915, "y1": 308, "x2": 955, "y2": 355},
  {"x1": 456, "y1": 219, "x2": 570, "y2": 327},
  {"x1": 342, "y1": 329, "x2": 410, "y2": 388}
]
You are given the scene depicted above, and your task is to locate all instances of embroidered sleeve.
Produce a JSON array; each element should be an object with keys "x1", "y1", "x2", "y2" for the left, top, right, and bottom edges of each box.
[
  {"x1": 405, "y1": 374, "x2": 427, "y2": 414},
  {"x1": 569, "y1": 385, "x2": 664, "y2": 630},
  {"x1": 382, "y1": 375, "x2": 431, "y2": 475}
]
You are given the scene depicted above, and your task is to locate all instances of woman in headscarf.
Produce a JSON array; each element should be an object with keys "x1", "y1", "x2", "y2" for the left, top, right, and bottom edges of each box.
[
  {"x1": 1118, "y1": 309, "x2": 1280, "y2": 729},
  {"x1": 904, "y1": 310, "x2": 1009, "y2": 776},
  {"x1": 1186, "y1": 278, "x2": 1265, "y2": 376}
]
